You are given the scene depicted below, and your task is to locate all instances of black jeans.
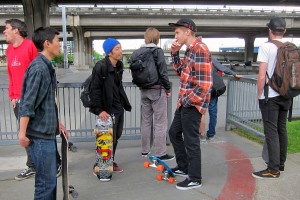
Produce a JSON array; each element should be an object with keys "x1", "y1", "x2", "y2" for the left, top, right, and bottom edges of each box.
[
  {"x1": 169, "y1": 106, "x2": 202, "y2": 181},
  {"x1": 112, "y1": 110, "x2": 124, "y2": 159},
  {"x1": 259, "y1": 96, "x2": 292, "y2": 171}
]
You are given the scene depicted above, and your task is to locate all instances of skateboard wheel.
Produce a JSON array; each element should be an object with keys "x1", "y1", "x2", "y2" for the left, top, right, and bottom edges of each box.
[
  {"x1": 156, "y1": 174, "x2": 163, "y2": 181},
  {"x1": 94, "y1": 128, "x2": 99, "y2": 134},
  {"x1": 144, "y1": 162, "x2": 150, "y2": 168},
  {"x1": 168, "y1": 177, "x2": 175, "y2": 184},
  {"x1": 71, "y1": 190, "x2": 79, "y2": 198},
  {"x1": 156, "y1": 164, "x2": 164, "y2": 172}
]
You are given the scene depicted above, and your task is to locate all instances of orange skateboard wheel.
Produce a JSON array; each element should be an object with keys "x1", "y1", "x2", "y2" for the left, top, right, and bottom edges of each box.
[
  {"x1": 156, "y1": 174, "x2": 163, "y2": 181},
  {"x1": 168, "y1": 177, "x2": 175, "y2": 184},
  {"x1": 156, "y1": 164, "x2": 164, "y2": 172},
  {"x1": 144, "y1": 161, "x2": 150, "y2": 168}
]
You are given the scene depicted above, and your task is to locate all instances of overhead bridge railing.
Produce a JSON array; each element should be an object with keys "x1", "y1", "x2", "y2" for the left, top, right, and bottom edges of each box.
[
  {"x1": 0, "y1": 82, "x2": 172, "y2": 145},
  {"x1": 225, "y1": 76, "x2": 300, "y2": 139}
]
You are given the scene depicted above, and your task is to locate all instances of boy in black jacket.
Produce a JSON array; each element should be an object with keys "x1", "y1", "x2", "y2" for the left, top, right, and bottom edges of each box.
[{"x1": 90, "y1": 38, "x2": 131, "y2": 173}]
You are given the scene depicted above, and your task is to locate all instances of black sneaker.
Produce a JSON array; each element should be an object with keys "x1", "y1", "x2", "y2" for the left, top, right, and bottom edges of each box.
[
  {"x1": 176, "y1": 178, "x2": 202, "y2": 190},
  {"x1": 141, "y1": 151, "x2": 151, "y2": 157},
  {"x1": 15, "y1": 167, "x2": 36, "y2": 181},
  {"x1": 57, "y1": 164, "x2": 62, "y2": 177},
  {"x1": 207, "y1": 135, "x2": 215, "y2": 141},
  {"x1": 279, "y1": 165, "x2": 284, "y2": 172},
  {"x1": 171, "y1": 166, "x2": 188, "y2": 177},
  {"x1": 265, "y1": 162, "x2": 285, "y2": 172},
  {"x1": 252, "y1": 168, "x2": 280, "y2": 179},
  {"x1": 158, "y1": 154, "x2": 175, "y2": 161}
]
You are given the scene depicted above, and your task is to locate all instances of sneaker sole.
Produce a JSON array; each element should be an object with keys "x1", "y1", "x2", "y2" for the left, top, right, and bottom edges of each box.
[
  {"x1": 252, "y1": 173, "x2": 279, "y2": 179},
  {"x1": 113, "y1": 170, "x2": 124, "y2": 173},
  {"x1": 15, "y1": 173, "x2": 35, "y2": 181},
  {"x1": 99, "y1": 178, "x2": 111, "y2": 182},
  {"x1": 176, "y1": 184, "x2": 202, "y2": 190},
  {"x1": 160, "y1": 157, "x2": 175, "y2": 161},
  {"x1": 174, "y1": 173, "x2": 188, "y2": 178}
]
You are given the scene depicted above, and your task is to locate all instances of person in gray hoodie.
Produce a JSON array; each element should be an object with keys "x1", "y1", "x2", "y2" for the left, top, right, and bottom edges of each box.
[{"x1": 138, "y1": 27, "x2": 174, "y2": 161}]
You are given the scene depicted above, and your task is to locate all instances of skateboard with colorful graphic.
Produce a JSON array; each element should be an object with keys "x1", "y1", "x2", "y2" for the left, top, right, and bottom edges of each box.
[
  {"x1": 93, "y1": 116, "x2": 114, "y2": 181},
  {"x1": 144, "y1": 155, "x2": 175, "y2": 184},
  {"x1": 61, "y1": 132, "x2": 79, "y2": 199}
]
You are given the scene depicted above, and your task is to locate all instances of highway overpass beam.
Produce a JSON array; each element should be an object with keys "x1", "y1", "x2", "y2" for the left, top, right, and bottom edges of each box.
[{"x1": 244, "y1": 35, "x2": 255, "y2": 63}]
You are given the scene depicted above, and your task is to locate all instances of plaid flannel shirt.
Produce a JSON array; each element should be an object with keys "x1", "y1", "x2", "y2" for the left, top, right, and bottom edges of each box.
[{"x1": 171, "y1": 37, "x2": 213, "y2": 114}]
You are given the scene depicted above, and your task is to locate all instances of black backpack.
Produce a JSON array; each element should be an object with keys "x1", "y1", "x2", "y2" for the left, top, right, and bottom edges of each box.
[
  {"x1": 129, "y1": 47, "x2": 159, "y2": 88},
  {"x1": 80, "y1": 63, "x2": 107, "y2": 108},
  {"x1": 211, "y1": 68, "x2": 226, "y2": 97}
]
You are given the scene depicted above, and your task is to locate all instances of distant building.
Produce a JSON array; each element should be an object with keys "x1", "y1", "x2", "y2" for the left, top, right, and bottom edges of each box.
[{"x1": 219, "y1": 46, "x2": 259, "y2": 53}]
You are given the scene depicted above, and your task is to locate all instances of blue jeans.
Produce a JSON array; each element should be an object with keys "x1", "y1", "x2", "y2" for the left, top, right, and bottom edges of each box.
[
  {"x1": 169, "y1": 106, "x2": 202, "y2": 181},
  {"x1": 28, "y1": 138, "x2": 57, "y2": 200},
  {"x1": 207, "y1": 95, "x2": 218, "y2": 138}
]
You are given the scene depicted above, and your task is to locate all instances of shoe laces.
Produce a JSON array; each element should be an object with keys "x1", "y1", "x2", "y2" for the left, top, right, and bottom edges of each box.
[{"x1": 20, "y1": 168, "x2": 31, "y2": 175}]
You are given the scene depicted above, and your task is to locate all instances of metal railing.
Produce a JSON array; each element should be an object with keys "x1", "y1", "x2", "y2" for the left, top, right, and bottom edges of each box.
[
  {"x1": 0, "y1": 82, "x2": 172, "y2": 145},
  {"x1": 225, "y1": 76, "x2": 300, "y2": 139}
]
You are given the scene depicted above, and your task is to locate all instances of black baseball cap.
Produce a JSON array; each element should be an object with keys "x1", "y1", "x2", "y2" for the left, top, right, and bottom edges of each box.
[
  {"x1": 267, "y1": 17, "x2": 286, "y2": 32},
  {"x1": 168, "y1": 18, "x2": 197, "y2": 32}
]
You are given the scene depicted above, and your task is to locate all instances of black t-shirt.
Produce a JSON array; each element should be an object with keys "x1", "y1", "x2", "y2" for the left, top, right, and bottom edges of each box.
[{"x1": 111, "y1": 68, "x2": 125, "y2": 114}]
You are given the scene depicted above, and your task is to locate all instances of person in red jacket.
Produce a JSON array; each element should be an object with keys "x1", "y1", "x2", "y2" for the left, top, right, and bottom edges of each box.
[{"x1": 3, "y1": 19, "x2": 62, "y2": 181}]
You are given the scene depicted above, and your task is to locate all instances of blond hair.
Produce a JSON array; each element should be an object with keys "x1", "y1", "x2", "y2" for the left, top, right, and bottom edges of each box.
[{"x1": 144, "y1": 27, "x2": 160, "y2": 45}]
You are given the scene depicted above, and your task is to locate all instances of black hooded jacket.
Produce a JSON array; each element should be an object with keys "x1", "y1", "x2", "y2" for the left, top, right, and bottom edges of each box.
[{"x1": 89, "y1": 56, "x2": 131, "y2": 115}]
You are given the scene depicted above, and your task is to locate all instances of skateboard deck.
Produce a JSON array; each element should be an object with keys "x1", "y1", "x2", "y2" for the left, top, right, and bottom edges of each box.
[
  {"x1": 93, "y1": 116, "x2": 114, "y2": 181},
  {"x1": 144, "y1": 156, "x2": 175, "y2": 184},
  {"x1": 61, "y1": 133, "x2": 78, "y2": 199}
]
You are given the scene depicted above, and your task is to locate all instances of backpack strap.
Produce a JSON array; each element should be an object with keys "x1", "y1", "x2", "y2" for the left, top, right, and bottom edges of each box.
[
  {"x1": 269, "y1": 40, "x2": 284, "y2": 48},
  {"x1": 288, "y1": 98, "x2": 293, "y2": 122}
]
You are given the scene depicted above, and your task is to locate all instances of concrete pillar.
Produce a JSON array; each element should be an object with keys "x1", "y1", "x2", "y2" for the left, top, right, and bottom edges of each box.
[
  {"x1": 68, "y1": 15, "x2": 89, "y2": 70},
  {"x1": 22, "y1": 0, "x2": 51, "y2": 39},
  {"x1": 244, "y1": 35, "x2": 255, "y2": 63},
  {"x1": 84, "y1": 35, "x2": 93, "y2": 67}
]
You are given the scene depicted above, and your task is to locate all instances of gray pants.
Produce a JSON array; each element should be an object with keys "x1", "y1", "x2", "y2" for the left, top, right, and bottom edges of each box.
[{"x1": 140, "y1": 88, "x2": 168, "y2": 157}]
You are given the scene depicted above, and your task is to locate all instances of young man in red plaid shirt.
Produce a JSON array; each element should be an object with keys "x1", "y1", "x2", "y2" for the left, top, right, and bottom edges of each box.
[{"x1": 168, "y1": 18, "x2": 213, "y2": 190}]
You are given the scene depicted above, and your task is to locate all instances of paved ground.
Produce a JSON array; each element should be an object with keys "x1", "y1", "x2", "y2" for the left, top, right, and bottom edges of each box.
[{"x1": 0, "y1": 67, "x2": 299, "y2": 199}]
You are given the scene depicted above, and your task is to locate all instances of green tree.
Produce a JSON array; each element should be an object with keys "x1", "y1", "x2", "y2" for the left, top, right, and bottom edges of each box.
[{"x1": 93, "y1": 50, "x2": 103, "y2": 62}]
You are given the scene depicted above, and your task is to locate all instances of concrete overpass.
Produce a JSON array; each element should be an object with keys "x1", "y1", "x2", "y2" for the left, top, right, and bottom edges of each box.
[
  {"x1": 1, "y1": 6, "x2": 300, "y2": 69},
  {"x1": 2, "y1": 0, "x2": 300, "y2": 6}
]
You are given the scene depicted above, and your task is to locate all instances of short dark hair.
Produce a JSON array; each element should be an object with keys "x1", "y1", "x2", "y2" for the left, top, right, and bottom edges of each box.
[
  {"x1": 32, "y1": 27, "x2": 59, "y2": 51},
  {"x1": 5, "y1": 19, "x2": 28, "y2": 38}
]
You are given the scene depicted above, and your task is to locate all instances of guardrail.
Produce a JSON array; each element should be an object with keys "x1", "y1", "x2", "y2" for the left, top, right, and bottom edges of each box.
[
  {"x1": 0, "y1": 82, "x2": 172, "y2": 145},
  {"x1": 225, "y1": 76, "x2": 300, "y2": 139}
]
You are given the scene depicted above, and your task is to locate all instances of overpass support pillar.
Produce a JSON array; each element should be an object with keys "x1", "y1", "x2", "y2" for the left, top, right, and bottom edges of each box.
[
  {"x1": 22, "y1": 0, "x2": 51, "y2": 39},
  {"x1": 69, "y1": 15, "x2": 89, "y2": 70},
  {"x1": 244, "y1": 35, "x2": 255, "y2": 63},
  {"x1": 84, "y1": 34, "x2": 94, "y2": 67}
]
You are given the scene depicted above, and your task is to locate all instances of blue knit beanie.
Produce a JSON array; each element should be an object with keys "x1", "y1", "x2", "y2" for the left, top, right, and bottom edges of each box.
[{"x1": 103, "y1": 38, "x2": 120, "y2": 55}]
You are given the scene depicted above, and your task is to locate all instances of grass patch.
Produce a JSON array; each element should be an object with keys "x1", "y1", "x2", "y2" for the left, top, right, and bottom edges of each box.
[
  {"x1": 232, "y1": 120, "x2": 300, "y2": 154},
  {"x1": 286, "y1": 120, "x2": 300, "y2": 154}
]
